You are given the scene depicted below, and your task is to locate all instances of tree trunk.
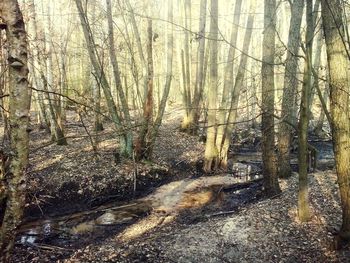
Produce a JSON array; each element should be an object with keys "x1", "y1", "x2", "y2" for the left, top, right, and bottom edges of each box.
[
  {"x1": 321, "y1": 0, "x2": 350, "y2": 244},
  {"x1": 261, "y1": 0, "x2": 281, "y2": 196},
  {"x1": 106, "y1": 0, "x2": 133, "y2": 155},
  {"x1": 277, "y1": 0, "x2": 304, "y2": 178},
  {"x1": 314, "y1": 79, "x2": 329, "y2": 135},
  {"x1": 89, "y1": 0, "x2": 103, "y2": 132},
  {"x1": 0, "y1": 1, "x2": 30, "y2": 260},
  {"x1": 215, "y1": 0, "x2": 242, "y2": 166},
  {"x1": 308, "y1": 19, "x2": 323, "y2": 121},
  {"x1": 203, "y1": 0, "x2": 218, "y2": 173},
  {"x1": 124, "y1": 0, "x2": 147, "y2": 103},
  {"x1": 298, "y1": 0, "x2": 313, "y2": 222},
  {"x1": 217, "y1": 0, "x2": 255, "y2": 169},
  {"x1": 45, "y1": 0, "x2": 67, "y2": 145},
  {"x1": 141, "y1": 0, "x2": 173, "y2": 159},
  {"x1": 74, "y1": 0, "x2": 132, "y2": 157},
  {"x1": 181, "y1": 0, "x2": 207, "y2": 134},
  {"x1": 135, "y1": 18, "x2": 154, "y2": 160}
]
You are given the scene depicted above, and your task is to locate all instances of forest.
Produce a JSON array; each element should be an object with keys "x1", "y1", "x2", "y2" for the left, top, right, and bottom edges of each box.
[{"x1": 0, "y1": 0, "x2": 350, "y2": 262}]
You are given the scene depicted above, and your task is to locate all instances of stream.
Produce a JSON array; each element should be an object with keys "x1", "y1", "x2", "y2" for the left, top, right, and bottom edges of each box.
[{"x1": 17, "y1": 140, "x2": 334, "y2": 252}]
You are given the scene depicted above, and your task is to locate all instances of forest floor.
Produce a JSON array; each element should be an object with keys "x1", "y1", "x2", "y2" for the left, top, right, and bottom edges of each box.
[{"x1": 7, "y1": 106, "x2": 350, "y2": 262}]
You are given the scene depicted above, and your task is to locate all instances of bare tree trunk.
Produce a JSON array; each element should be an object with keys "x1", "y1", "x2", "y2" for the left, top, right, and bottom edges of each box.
[
  {"x1": 261, "y1": 0, "x2": 281, "y2": 196},
  {"x1": 181, "y1": 0, "x2": 207, "y2": 133},
  {"x1": 217, "y1": 0, "x2": 255, "y2": 169},
  {"x1": 74, "y1": 0, "x2": 132, "y2": 157},
  {"x1": 181, "y1": 0, "x2": 192, "y2": 124},
  {"x1": 309, "y1": 21, "x2": 323, "y2": 121},
  {"x1": 277, "y1": 0, "x2": 304, "y2": 178},
  {"x1": 298, "y1": 0, "x2": 313, "y2": 222},
  {"x1": 321, "y1": 0, "x2": 350, "y2": 245},
  {"x1": 203, "y1": 0, "x2": 218, "y2": 173},
  {"x1": 215, "y1": 0, "x2": 242, "y2": 162},
  {"x1": 0, "y1": 0, "x2": 30, "y2": 260},
  {"x1": 314, "y1": 79, "x2": 329, "y2": 135},
  {"x1": 135, "y1": 18, "x2": 154, "y2": 160},
  {"x1": 106, "y1": 0, "x2": 133, "y2": 155},
  {"x1": 88, "y1": 0, "x2": 103, "y2": 132},
  {"x1": 141, "y1": 0, "x2": 173, "y2": 159},
  {"x1": 124, "y1": 0, "x2": 147, "y2": 103},
  {"x1": 26, "y1": 0, "x2": 48, "y2": 130},
  {"x1": 45, "y1": 0, "x2": 67, "y2": 145}
]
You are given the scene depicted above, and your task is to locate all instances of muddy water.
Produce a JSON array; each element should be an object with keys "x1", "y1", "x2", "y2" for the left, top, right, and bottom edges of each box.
[
  {"x1": 18, "y1": 141, "x2": 333, "y2": 247},
  {"x1": 18, "y1": 169, "x2": 261, "y2": 247}
]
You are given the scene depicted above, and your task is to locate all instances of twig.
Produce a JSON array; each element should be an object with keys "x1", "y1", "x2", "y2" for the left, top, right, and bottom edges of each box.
[
  {"x1": 24, "y1": 242, "x2": 74, "y2": 251},
  {"x1": 206, "y1": 209, "x2": 238, "y2": 218}
]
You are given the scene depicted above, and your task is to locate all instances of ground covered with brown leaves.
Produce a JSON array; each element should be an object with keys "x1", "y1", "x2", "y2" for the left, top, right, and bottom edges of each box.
[
  {"x1": 8, "y1": 108, "x2": 350, "y2": 262},
  {"x1": 55, "y1": 171, "x2": 348, "y2": 263}
]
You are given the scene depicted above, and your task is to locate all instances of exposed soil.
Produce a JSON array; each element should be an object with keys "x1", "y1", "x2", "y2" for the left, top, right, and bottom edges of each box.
[{"x1": 5, "y1": 107, "x2": 350, "y2": 262}]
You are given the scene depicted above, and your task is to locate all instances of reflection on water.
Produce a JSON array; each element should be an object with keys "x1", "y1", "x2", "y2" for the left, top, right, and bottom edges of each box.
[
  {"x1": 20, "y1": 229, "x2": 38, "y2": 245},
  {"x1": 19, "y1": 158, "x2": 263, "y2": 246}
]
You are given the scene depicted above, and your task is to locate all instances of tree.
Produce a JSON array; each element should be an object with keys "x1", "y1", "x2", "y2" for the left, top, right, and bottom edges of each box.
[
  {"x1": 277, "y1": 0, "x2": 304, "y2": 178},
  {"x1": 215, "y1": 0, "x2": 242, "y2": 168},
  {"x1": 44, "y1": 0, "x2": 67, "y2": 145},
  {"x1": 298, "y1": 0, "x2": 313, "y2": 222},
  {"x1": 143, "y1": 0, "x2": 174, "y2": 158},
  {"x1": 106, "y1": 0, "x2": 133, "y2": 154},
  {"x1": 321, "y1": 0, "x2": 350, "y2": 245},
  {"x1": 135, "y1": 17, "x2": 154, "y2": 160},
  {"x1": 203, "y1": 0, "x2": 218, "y2": 172},
  {"x1": 261, "y1": 0, "x2": 281, "y2": 195},
  {"x1": 74, "y1": 0, "x2": 133, "y2": 158},
  {"x1": 89, "y1": 0, "x2": 103, "y2": 132},
  {"x1": 216, "y1": 0, "x2": 255, "y2": 169},
  {"x1": 180, "y1": 0, "x2": 207, "y2": 134},
  {"x1": 0, "y1": 0, "x2": 31, "y2": 260}
]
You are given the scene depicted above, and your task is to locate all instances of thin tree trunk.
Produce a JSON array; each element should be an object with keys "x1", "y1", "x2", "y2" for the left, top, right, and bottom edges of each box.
[
  {"x1": 75, "y1": 0, "x2": 131, "y2": 157},
  {"x1": 45, "y1": 0, "x2": 67, "y2": 145},
  {"x1": 0, "y1": 1, "x2": 30, "y2": 260},
  {"x1": 215, "y1": 0, "x2": 242, "y2": 162},
  {"x1": 277, "y1": 0, "x2": 304, "y2": 178},
  {"x1": 321, "y1": 0, "x2": 350, "y2": 244},
  {"x1": 142, "y1": 0, "x2": 173, "y2": 159},
  {"x1": 262, "y1": 0, "x2": 281, "y2": 195},
  {"x1": 314, "y1": 79, "x2": 329, "y2": 135},
  {"x1": 186, "y1": 0, "x2": 207, "y2": 133},
  {"x1": 298, "y1": 0, "x2": 313, "y2": 222},
  {"x1": 309, "y1": 22, "x2": 323, "y2": 120},
  {"x1": 217, "y1": 0, "x2": 255, "y2": 169},
  {"x1": 89, "y1": 0, "x2": 103, "y2": 132},
  {"x1": 181, "y1": 0, "x2": 207, "y2": 133},
  {"x1": 203, "y1": 0, "x2": 218, "y2": 172},
  {"x1": 135, "y1": 18, "x2": 154, "y2": 160},
  {"x1": 184, "y1": 0, "x2": 192, "y2": 112},
  {"x1": 124, "y1": 0, "x2": 147, "y2": 101},
  {"x1": 106, "y1": 0, "x2": 133, "y2": 155}
]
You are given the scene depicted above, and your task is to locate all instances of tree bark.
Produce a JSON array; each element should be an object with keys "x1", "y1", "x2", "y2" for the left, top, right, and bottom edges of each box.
[
  {"x1": 321, "y1": 0, "x2": 350, "y2": 243},
  {"x1": 181, "y1": 0, "x2": 207, "y2": 134},
  {"x1": 106, "y1": 0, "x2": 133, "y2": 155},
  {"x1": 261, "y1": 0, "x2": 281, "y2": 196},
  {"x1": 217, "y1": 0, "x2": 255, "y2": 169},
  {"x1": 215, "y1": 0, "x2": 242, "y2": 166},
  {"x1": 143, "y1": 0, "x2": 173, "y2": 159},
  {"x1": 203, "y1": 0, "x2": 218, "y2": 172},
  {"x1": 45, "y1": 0, "x2": 67, "y2": 145},
  {"x1": 74, "y1": 0, "x2": 132, "y2": 157},
  {"x1": 0, "y1": 0, "x2": 30, "y2": 260},
  {"x1": 135, "y1": 18, "x2": 154, "y2": 160},
  {"x1": 298, "y1": 0, "x2": 313, "y2": 222},
  {"x1": 277, "y1": 0, "x2": 304, "y2": 178}
]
